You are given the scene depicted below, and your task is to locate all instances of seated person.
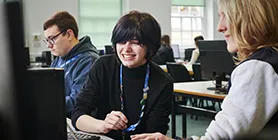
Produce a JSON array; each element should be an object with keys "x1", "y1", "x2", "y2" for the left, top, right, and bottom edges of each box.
[
  {"x1": 186, "y1": 35, "x2": 204, "y2": 65},
  {"x1": 152, "y1": 35, "x2": 175, "y2": 65},
  {"x1": 131, "y1": 0, "x2": 278, "y2": 139},
  {"x1": 71, "y1": 10, "x2": 173, "y2": 140},
  {"x1": 43, "y1": 11, "x2": 99, "y2": 117}
]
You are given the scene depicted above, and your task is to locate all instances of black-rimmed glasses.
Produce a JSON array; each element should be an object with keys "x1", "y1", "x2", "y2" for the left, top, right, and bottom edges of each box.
[{"x1": 43, "y1": 31, "x2": 65, "y2": 46}]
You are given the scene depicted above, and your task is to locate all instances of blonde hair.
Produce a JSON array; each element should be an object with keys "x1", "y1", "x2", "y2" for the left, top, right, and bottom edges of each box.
[{"x1": 218, "y1": 0, "x2": 278, "y2": 60}]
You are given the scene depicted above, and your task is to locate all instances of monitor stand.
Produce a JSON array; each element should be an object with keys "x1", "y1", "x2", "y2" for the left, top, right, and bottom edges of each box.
[{"x1": 207, "y1": 75, "x2": 227, "y2": 94}]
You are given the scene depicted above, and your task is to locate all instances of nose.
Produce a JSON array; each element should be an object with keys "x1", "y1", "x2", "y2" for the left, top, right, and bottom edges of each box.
[
  {"x1": 124, "y1": 41, "x2": 133, "y2": 46},
  {"x1": 217, "y1": 18, "x2": 227, "y2": 33},
  {"x1": 122, "y1": 41, "x2": 133, "y2": 51},
  {"x1": 47, "y1": 43, "x2": 53, "y2": 48}
]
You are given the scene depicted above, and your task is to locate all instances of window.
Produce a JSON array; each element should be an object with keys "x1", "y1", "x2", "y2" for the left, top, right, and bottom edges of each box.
[
  {"x1": 79, "y1": 0, "x2": 122, "y2": 48},
  {"x1": 171, "y1": 6, "x2": 204, "y2": 49}
]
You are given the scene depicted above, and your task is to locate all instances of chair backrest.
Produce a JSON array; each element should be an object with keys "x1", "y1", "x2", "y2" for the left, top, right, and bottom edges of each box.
[
  {"x1": 166, "y1": 63, "x2": 191, "y2": 82},
  {"x1": 192, "y1": 63, "x2": 202, "y2": 81}
]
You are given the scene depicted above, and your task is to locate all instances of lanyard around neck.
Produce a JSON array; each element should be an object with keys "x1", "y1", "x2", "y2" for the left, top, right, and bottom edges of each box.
[
  {"x1": 119, "y1": 64, "x2": 150, "y2": 133},
  {"x1": 57, "y1": 53, "x2": 82, "y2": 68}
]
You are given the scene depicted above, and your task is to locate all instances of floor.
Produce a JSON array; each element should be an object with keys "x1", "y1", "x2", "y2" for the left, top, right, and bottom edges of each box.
[
  {"x1": 166, "y1": 100, "x2": 221, "y2": 138},
  {"x1": 166, "y1": 114, "x2": 212, "y2": 138}
]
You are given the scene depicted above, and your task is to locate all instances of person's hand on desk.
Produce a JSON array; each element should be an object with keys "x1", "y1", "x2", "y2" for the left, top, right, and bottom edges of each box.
[
  {"x1": 175, "y1": 61, "x2": 188, "y2": 65},
  {"x1": 76, "y1": 110, "x2": 128, "y2": 134},
  {"x1": 131, "y1": 132, "x2": 199, "y2": 140},
  {"x1": 100, "y1": 111, "x2": 128, "y2": 133},
  {"x1": 130, "y1": 132, "x2": 173, "y2": 140}
]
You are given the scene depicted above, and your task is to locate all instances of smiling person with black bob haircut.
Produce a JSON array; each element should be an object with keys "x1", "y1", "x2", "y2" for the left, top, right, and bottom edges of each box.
[{"x1": 71, "y1": 10, "x2": 173, "y2": 140}]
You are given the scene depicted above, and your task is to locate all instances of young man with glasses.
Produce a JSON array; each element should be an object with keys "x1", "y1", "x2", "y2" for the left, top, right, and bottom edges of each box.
[{"x1": 43, "y1": 11, "x2": 99, "y2": 117}]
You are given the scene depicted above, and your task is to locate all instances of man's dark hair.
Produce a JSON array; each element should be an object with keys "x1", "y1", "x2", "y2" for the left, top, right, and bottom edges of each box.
[
  {"x1": 43, "y1": 11, "x2": 78, "y2": 38},
  {"x1": 194, "y1": 35, "x2": 204, "y2": 42},
  {"x1": 111, "y1": 10, "x2": 161, "y2": 60}
]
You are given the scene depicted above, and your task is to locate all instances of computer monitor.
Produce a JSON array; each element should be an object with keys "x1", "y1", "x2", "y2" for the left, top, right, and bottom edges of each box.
[
  {"x1": 25, "y1": 68, "x2": 67, "y2": 140},
  {"x1": 184, "y1": 48, "x2": 195, "y2": 62},
  {"x1": 171, "y1": 44, "x2": 180, "y2": 59},
  {"x1": 104, "y1": 45, "x2": 114, "y2": 54},
  {"x1": 197, "y1": 40, "x2": 235, "y2": 92},
  {"x1": 0, "y1": 2, "x2": 23, "y2": 139},
  {"x1": 97, "y1": 49, "x2": 105, "y2": 56},
  {"x1": 0, "y1": 1, "x2": 67, "y2": 140}
]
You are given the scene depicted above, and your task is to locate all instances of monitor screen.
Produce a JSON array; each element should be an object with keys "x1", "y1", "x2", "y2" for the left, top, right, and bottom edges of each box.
[
  {"x1": 171, "y1": 44, "x2": 180, "y2": 59},
  {"x1": 198, "y1": 40, "x2": 235, "y2": 92}
]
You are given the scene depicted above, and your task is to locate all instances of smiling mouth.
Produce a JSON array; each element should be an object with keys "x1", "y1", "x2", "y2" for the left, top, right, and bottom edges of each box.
[{"x1": 122, "y1": 54, "x2": 136, "y2": 59}]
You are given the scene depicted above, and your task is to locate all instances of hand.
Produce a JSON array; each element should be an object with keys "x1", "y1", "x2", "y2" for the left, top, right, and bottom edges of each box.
[
  {"x1": 100, "y1": 111, "x2": 128, "y2": 133},
  {"x1": 182, "y1": 61, "x2": 188, "y2": 64},
  {"x1": 130, "y1": 132, "x2": 173, "y2": 140}
]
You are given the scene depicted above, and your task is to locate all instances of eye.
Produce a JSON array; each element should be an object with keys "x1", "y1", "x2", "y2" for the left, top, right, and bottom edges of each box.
[{"x1": 118, "y1": 41, "x2": 126, "y2": 45}]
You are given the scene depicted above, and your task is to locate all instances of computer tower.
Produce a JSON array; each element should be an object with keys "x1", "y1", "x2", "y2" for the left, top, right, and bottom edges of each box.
[
  {"x1": 23, "y1": 47, "x2": 30, "y2": 67},
  {"x1": 21, "y1": 68, "x2": 67, "y2": 140},
  {"x1": 105, "y1": 45, "x2": 114, "y2": 54}
]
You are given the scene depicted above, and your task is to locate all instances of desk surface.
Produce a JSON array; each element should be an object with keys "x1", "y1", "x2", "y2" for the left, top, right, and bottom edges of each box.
[
  {"x1": 174, "y1": 81, "x2": 227, "y2": 99},
  {"x1": 160, "y1": 64, "x2": 194, "y2": 75}
]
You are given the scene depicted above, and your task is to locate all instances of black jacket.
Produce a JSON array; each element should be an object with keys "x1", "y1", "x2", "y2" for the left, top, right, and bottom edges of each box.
[
  {"x1": 152, "y1": 45, "x2": 175, "y2": 65},
  {"x1": 71, "y1": 54, "x2": 173, "y2": 140}
]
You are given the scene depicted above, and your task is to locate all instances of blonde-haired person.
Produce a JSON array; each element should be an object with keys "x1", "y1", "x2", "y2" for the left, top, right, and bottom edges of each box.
[{"x1": 131, "y1": 0, "x2": 278, "y2": 139}]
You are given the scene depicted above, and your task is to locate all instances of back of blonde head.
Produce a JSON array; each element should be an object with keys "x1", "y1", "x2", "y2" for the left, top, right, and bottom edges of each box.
[{"x1": 218, "y1": 0, "x2": 278, "y2": 60}]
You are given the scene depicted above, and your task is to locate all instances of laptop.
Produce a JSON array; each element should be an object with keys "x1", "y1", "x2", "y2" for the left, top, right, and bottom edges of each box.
[{"x1": 66, "y1": 118, "x2": 101, "y2": 140}]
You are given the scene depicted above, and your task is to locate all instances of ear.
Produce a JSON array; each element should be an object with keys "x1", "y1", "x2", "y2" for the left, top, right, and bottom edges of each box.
[{"x1": 67, "y1": 29, "x2": 75, "y2": 40}]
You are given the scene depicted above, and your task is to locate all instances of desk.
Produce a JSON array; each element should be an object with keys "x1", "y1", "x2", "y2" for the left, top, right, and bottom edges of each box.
[
  {"x1": 172, "y1": 81, "x2": 227, "y2": 138},
  {"x1": 160, "y1": 64, "x2": 194, "y2": 75}
]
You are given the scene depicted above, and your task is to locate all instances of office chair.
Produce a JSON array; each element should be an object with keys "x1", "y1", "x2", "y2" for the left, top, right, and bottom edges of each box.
[
  {"x1": 192, "y1": 63, "x2": 202, "y2": 81},
  {"x1": 166, "y1": 62, "x2": 192, "y2": 114},
  {"x1": 192, "y1": 63, "x2": 220, "y2": 119},
  {"x1": 166, "y1": 62, "x2": 191, "y2": 83},
  {"x1": 167, "y1": 63, "x2": 208, "y2": 120}
]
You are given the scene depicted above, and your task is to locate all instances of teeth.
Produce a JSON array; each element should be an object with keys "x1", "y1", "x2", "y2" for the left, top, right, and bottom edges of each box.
[{"x1": 123, "y1": 54, "x2": 134, "y2": 58}]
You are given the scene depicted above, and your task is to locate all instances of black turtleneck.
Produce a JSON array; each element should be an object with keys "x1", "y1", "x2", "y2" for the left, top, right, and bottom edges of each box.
[
  {"x1": 122, "y1": 63, "x2": 147, "y2": 127},
  {"x1": 72, "y1": 55, "x2": 173, "y2": 140}
]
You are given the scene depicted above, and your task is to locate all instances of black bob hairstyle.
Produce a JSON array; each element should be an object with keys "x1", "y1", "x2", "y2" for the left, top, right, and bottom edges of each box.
[{"x1": 111, "y1": 10, "x2": 161, "y2": 60}]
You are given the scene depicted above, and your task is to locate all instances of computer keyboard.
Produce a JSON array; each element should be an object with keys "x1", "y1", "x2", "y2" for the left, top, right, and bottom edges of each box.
[{"x1": 67, "y1": 131, "x2": 101, "y2": 140}]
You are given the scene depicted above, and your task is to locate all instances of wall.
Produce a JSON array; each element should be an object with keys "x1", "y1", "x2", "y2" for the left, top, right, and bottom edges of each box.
[
  {"x1": 23, "y1": 0, "x2": 220, "y2": 60},
  {"x1": 22, "y1": 0, "x2": 78, "y2": 61},
  {"x1": 123, "y1": 0, "x2": 171, "y2": 35},
  {"x1": 205, "y1": 0, "x2": 224, "y2": 40}
]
